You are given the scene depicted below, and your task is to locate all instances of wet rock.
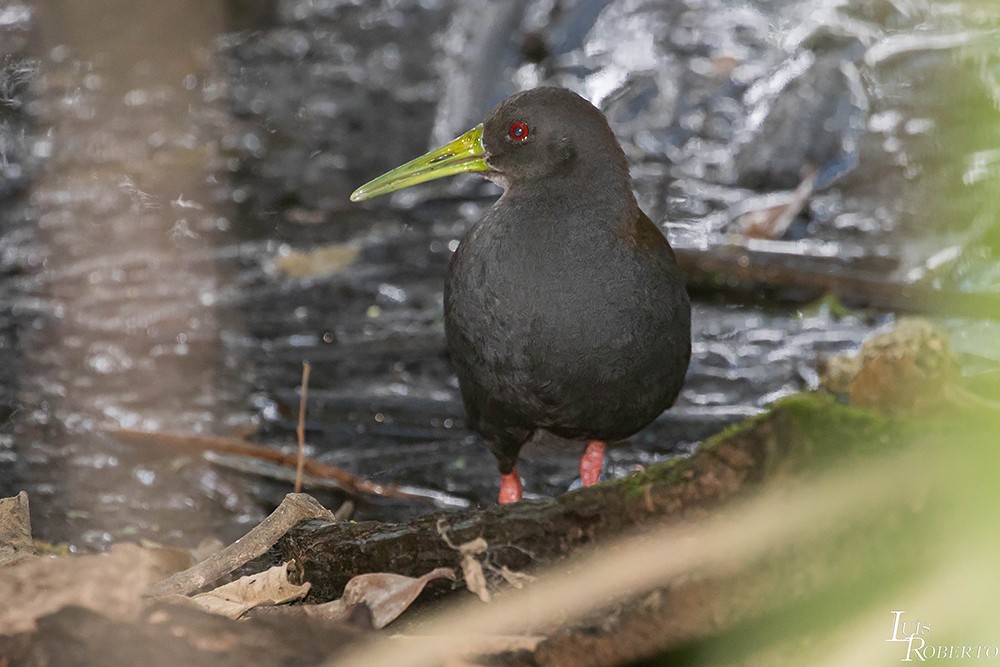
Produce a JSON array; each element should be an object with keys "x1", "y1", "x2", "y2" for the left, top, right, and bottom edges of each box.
[
  {"x1": 224, "y1": 0, "x2": 458, "y2": 215},
  {"x1": 733, "y1": 31, "x2": 868, "y2": 191},
  {"x1": 0, "y1": 3, "x2": 39, "y2": 202},
  {"x1": 821, "y1": 318, "x2": 960, "y2": 416}
]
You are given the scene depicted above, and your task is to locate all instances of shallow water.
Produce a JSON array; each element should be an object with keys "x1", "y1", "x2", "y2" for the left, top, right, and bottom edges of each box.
[{"x1": 0, "y1": 0, "x2": 995, "y2": 548}]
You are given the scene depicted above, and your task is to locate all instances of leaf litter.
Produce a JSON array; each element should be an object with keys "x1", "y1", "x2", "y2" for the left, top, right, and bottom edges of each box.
[{"x1": 1, "y1": 491, "x2": 468, "y2": 650}]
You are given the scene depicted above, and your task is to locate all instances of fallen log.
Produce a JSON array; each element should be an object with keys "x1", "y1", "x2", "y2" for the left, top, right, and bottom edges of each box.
[
  {"x1": 673, "y1": 245, "x2": 1000, "y2": 319},
  {"x1": 268, "y1": 393, "x2": 904, "y2": 602},
  {"x1": 0, "y1": 394, "x2": 931, "y2": 667}
]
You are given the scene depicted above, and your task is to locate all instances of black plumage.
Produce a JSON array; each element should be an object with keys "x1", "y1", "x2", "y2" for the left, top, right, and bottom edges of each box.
[{"x1": 354, "y1": 87, "x2": 691, "y2": 502}]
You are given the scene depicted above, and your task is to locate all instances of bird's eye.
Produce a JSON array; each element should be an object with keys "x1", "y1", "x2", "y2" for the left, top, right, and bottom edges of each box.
[{"x1": 508, "y1": 121, "x2": 529, "y2": 142}]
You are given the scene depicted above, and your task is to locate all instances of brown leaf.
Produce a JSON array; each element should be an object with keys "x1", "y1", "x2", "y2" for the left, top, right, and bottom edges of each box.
[
  {"x1": 305, "y1": 567, "x2": 456, "y2": 629},
  {"x1": 437, "y1": 522, "x2": 495, "y2": 603},
  {"x1": 456, "y1": 537, "x2": 488, "y2": 557},
  {"x1": 495, "y1": 566, "x2": 535, "y2": 590},
  {"x1": 190, "y1": 562, "x2": 310, "y2": 620},
  {"x1": 0, "y1": 543, "x2": 186, "y2": 634},
  {"x1": 273, "y1": 243, "x2": 360, "y2": 278},
  {"x1": 462, "y1": 556, "x2": 491, "y2": 603},
  {"x1": 736, "y1": 169, "x2": 816, "y2": 239}
]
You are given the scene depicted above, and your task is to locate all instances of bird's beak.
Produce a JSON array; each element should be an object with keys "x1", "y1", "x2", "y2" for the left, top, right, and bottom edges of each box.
[{"x1": 350, "y1": 124, "x2": 488, "y2": 202}]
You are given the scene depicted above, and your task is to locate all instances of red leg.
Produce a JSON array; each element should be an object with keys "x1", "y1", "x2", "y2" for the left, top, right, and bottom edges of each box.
[
  {"x1": 498, "y1": 469, "x2": 523, "y2": 504},
  {"x1": 579, "y1": 440, "x2": 606, "y2": 487}
]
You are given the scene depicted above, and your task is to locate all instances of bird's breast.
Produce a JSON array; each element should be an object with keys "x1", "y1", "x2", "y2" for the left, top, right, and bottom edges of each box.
[{"x1": 445, "y1": 209, "x2": 683, "y2": 388}]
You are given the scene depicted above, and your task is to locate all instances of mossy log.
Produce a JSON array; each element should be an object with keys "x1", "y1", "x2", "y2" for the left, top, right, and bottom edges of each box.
[{"x1": 270, "y1": 394, "x2": 901, "y2": 602}]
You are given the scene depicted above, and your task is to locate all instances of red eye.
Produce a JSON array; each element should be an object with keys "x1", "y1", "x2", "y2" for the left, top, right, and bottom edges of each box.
[{"x1": 508, "y1": 121, "x2": 529, "y2": 142}]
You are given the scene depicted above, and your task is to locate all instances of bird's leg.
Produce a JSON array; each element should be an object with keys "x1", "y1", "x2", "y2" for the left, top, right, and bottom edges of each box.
[
  {"x1": 498, "y1": 468, "x2": 523, "y2": 504},
  {"x1": 579, "y1": 440, "x2": 606, "y2": 487}
]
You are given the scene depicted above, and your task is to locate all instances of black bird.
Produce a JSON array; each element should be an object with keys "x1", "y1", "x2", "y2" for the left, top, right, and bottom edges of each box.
[{"x1": 352, "y1": 87, "x2": 691, "y2": 503}]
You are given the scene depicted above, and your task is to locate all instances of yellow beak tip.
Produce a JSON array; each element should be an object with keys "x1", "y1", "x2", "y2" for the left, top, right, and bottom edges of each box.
[{"x1": 347, "y1": 124, "x2": 486, "y2": 204}]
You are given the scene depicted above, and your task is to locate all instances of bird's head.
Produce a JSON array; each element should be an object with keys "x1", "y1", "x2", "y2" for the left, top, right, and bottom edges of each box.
[{"x1": 350, "y1": 87, "x2": 628, "y2": 202}]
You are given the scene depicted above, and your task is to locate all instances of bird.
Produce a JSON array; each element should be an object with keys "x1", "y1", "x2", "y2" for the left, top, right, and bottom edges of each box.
[{"x1": 351, "y1": 87, "x2": 691, "y2": 504}]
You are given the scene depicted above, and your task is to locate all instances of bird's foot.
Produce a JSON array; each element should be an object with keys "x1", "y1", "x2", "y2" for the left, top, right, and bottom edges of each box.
[
  {"x1": 579, "y1": 440, "x2": 606, "y2": 487},
  {"x1": 498, "y1": 469, "x2": 523, "y2": 504}
]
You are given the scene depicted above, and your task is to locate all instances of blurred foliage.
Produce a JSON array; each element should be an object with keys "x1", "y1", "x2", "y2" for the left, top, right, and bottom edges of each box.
[
  {"x1": 641, "y1": 3, "x2": 1000, "y2": 665},
  {"x1": 932, "y1": 8, "x2": 1000, "y2": 299},
  {"x1": 645, "y1": 410, "x2": 1000, "y2": 666}
]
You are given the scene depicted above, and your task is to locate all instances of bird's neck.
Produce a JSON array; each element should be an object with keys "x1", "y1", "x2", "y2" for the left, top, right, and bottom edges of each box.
[{"x1": 501, "y1": 166, "x2": 637, "y2": 227}]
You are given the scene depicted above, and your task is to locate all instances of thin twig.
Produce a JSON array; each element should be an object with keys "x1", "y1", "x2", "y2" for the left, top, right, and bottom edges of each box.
[
  {"x1": 295, "y1": 361, "x2": 312, "y2": 493},
  {"x1": 112, "y1": 428, "x2": 444, "y2": 503}
]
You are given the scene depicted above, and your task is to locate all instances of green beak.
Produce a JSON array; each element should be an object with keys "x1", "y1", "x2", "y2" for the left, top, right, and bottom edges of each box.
[{"x1": 350, "y1": 124, "x2": 488, "y2": 202}]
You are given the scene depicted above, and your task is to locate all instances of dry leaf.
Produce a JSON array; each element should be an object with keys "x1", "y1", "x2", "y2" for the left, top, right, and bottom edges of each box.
[
  {"x1": 0, "y1": 492, "x2": 35, "y2": 567},
  {"x1": 438, "y1": 522, "x2": 493, "y2": 603},
  {"x1": 305, "y1": 567, "x2": 455, "y2": 629},
  {"x1": 0, "y1": 543, "x2": 186, "y2": 634},
  {"x1": 273, "y1": 243, "x2": 360, "y2": 278},
  {"x1": 736, "y1": 169, "x2": 816, "y2": 239},
  {"x1": 711, "y1": 54, "x2": 741, "y2": 78},
  {"x1": 462, "y1": 559, "x2": 491, "y2": 603},
  {"x1": 496, "y1": 566, "x2": 535, "y2": 590},
  {"x1": 190, "y1": 562, "x2": 310, "y2": 620},
  {"x1": 454, "y1": 539, "x2": 491, "y2": 603}
]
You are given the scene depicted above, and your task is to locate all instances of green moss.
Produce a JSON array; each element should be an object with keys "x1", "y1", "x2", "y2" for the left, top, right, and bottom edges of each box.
[
  {"x1": 619, "y1": 455, "x2": 688, "y2": 497},
  {"x1": 32, "y1": 540, "x2": 72, "y2": 557},
  {"x1": 799, "y1": 294, "x2": 857, "y2": 320},
  {"x1": 617, "y1": 392, "x2": 918, "y2": 500},
  {"x1": 765, "y1": 392, "x2": 907, "y2": 451}
]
